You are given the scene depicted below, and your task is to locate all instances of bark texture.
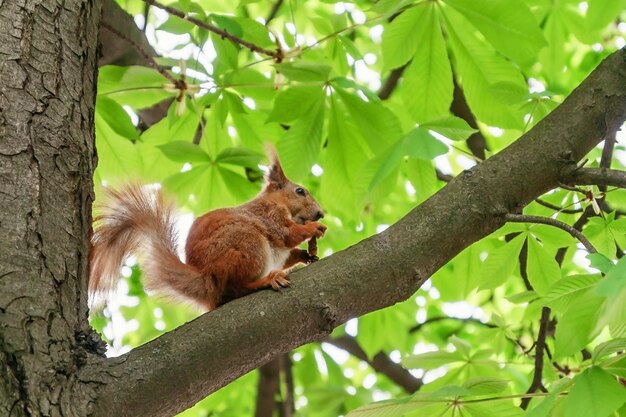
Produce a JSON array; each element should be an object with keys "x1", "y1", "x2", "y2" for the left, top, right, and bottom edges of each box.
[
  {"x1": 84, "y1": 48, "x2": 626, "y2": 417},
  {"x1": 0, "y1": 0, "x2": 101, "y2": 416}
]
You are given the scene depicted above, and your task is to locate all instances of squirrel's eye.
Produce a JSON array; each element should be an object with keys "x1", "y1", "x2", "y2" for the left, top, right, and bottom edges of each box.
[{"x1": 295, "y1": 187, "x2": 306, "y2": 196}]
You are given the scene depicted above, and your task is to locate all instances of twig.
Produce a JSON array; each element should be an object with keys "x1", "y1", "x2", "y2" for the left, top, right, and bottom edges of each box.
[
  {"x1": 409, "y1": 316, "x2": 495, "y2": 333},
  {"x1": 377, "y1": 66, "x2": 406, "y2": 100},
  {"x1": 520, "y1": 307, "x2": 550, "y2": 409},
  {"x1": 100, "y1": 20, "x2": 179, "y2": 86},
  {"x1": 451, "y1": 80, "x2": 488, "y2": 161},
  {"x1": 266, "y1": 0, "x2": 284, "y2": 24},
  {"x1": 504, "y1": 213, "x2": 597, "y2": 253},
  {"x1": 518, "y1": 238, "x2": 533, "y2": 291},
  {"x1": 141, "y1": 0, "x2": 282, "y2": 61},
  {"x1": 326, "y1": 336, "x2": 423, "y2": 394},
  {"x1": 534, "y1": 198, "x2": 582, "y2": 214}
]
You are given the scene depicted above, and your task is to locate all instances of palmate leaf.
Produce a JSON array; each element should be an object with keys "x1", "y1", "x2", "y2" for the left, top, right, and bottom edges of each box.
[
  {"x1": 443, "y1": 0, "x2": 545, "y2": 65},
  {"x1": 381, "y1": 2, "x2": 431, "y2": 70},
  {"x1": 276, "y1": 96, "x2": 325, "y2": 181},
  {"x1": 267, "y1": 85, "x2": 326, "y2": 123},
  {"x1": 543, "y1": 274, "x2": 601, "y2": 313},
  {"x1": 593, "y1": 338, "x2": 626, "y2": 364},
  {"x1": 420, "y1": 116, "x2": 477, "y2": 141},
  {"x1": 554, "y1": 289, "x2": 604, "y2": 358},
  {"x1": 158, "y1": 141, "x2": 211, "y2": 163},
  {"x1": 94, "y1": 112, "x2": 143, "y2": 180},
  {"x1": 526, "y1": 235, "x2": 561, "y2": 295},
  {"x1": 320, "y1": 95, "x2": 369, "y2": 216},
  {"x1": 441, "y1": 5, "x2": 526, "y2": 129},
  {"x1": 478, "y1": 234, "x2": 526, "y2": 290},
  {"x1": 98, "y1": 65, "x2": 173, "y2": 109},
  {"x1": 563, "y1": 366, "x2": 626, "y2": 417},
  {"x1": 96, "y1": 96, "x2": 140, "y2": 141},
  {"x1": 139, "y1": 103, "x2": 200, "y2": 182},
  {"x1": 335, "y1": 87, "x2": 402, "y2": 149},
  {"x1": 346, "y1": 394, "x2": 448, "y2": 417},
  {"x1": 400, "y1": 3, "x2": 454, "y2": 122}
]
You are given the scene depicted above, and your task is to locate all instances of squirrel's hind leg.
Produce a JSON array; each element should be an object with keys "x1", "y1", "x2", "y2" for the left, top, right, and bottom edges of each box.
[{"x1": 243, "y1": 270, "x2": 289, "y2": 291}]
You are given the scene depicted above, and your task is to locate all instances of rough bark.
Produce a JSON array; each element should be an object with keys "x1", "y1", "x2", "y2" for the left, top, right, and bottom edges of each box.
[
  {"x1": 83, "y1": 49, "x2": 626, "y2": 417},
  {"x1": 0, "y1": 0, "x2": 101, "y2": 416}
]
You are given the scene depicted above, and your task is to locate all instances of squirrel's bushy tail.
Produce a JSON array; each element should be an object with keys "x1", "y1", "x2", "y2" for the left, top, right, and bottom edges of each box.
[{"x1": 89, "y1": 184, "x2": 214, "y2": 309}]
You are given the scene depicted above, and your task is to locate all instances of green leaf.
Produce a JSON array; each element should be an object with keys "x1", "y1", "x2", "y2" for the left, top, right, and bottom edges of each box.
[
  {"x1": 320, "y1": 95, "x2": 369, "y2": 215},
  {"x1": 442, "y1": 6, "x2": 526, "y2": 128},
  {"x1": 593, "y1": 338, "x2": 626, "y2": 364},
  {"x1": 595, "y1": 288, "x2": 626, "y2": 338},
  {"x1": 478, "y1": 234, "x2": 526, "y2": 290},
  {"x1": 554, "y1": 289, "x2": 603, "y2": 358},
  {"x1": 98, "y1": 65, "x2": 172, "y2": 109},
  {"x1": 563, "y1": 366, "x2": 626, "y2": 417},
  {"x1": 158, "y1": 141, "x2": 211, "y2": 163},
  {"x1": 403, "y1": 127, "x2": 449, "y2": 160},
  {"x1": 267, "y1": 86, "x2": 325, "y2": 123},
  {"x1": 543, "y1": 274, "x2": 601, "y2": 313},
  {"x1": 462, "y1": 377, "x2": 509, "y2": 396},
  {"x1": 420, "y1": 116, "x2": 477, "y2": 141},
  {"x1": 443, "y1": 0, "x2": 546, "y2": 65},
  {"x1": 139, "y1": 107, "x2": 200, "y2": 182},
  {"x1": 276, "y1": 98, "x2": 325, "y2": 180},
  {"x1": 464, "y1": 399, "x2": 523, "y2": 417},
  {"x1": 405, "y1": 158, "x2": 438, "y2": 205},
  {"x1": 96, "y1": 96, "x2": 140, "y2": 141},
  {"x1": 382, "y1": 2, "x2": 431, "y2": 69},
  {"x1": 94, "y1": 112, "x2": 142, "y2": 180},
  {"x1": 335, "y1": 88, "x2": 402, "y2": 149},
  {"x1": 402, "y1": 350, "x2": 466, "y2": 370},
  {"x1": 530, "y1": 224, "x2": 576, "y2": 249},
  {"x1": 584, "y1": 216, "x2": 623, "y2": 257},
  {"x1": 273, "y1": 62, "x2": 332, "y2": 82},
  {"x1": 215, "y1": 147, "x2": 264, "y2": 169},
  {"x1": 346, "y1": 393, "x2": 448, "y2": 417},
  {"x1": 400, "y1": 3, "x2": 454, "y2": 122},
  {"x1": 596, "y1": 254, "x2": 626, "y2": 296},
  {"x1": 526, "y1": 235, "x2": 561, "y2": 295}
]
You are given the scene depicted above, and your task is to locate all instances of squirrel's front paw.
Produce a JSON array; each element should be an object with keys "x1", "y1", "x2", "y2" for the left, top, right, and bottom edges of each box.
[{"x1": 307, "y1": 221, "x2": 327, "y2": 238}]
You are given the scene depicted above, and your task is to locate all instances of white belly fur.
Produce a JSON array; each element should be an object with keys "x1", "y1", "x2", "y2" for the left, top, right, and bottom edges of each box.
[{"x1": 260, "y1": 247, "x2": 290, "y2": 278}]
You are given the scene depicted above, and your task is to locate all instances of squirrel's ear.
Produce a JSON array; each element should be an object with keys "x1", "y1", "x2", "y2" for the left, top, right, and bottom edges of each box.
[{"x1": 265, "y1": 146, "x2": 288, "y2": 189}]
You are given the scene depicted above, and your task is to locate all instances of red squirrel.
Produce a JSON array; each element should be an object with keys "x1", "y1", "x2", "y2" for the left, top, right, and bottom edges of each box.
[{"x1": 89, "y1": 152, "x2": 326, "y2": 311}]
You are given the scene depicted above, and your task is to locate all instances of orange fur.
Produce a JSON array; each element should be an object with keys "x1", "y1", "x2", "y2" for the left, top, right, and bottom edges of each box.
[{"x1": 89, "y1": 154, "x2": 325, "y2": 311}]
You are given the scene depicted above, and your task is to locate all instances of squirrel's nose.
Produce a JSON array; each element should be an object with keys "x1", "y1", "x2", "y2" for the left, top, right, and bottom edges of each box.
[{"x1": 315, "y1": 211, "x2": 324, "y2": 220}]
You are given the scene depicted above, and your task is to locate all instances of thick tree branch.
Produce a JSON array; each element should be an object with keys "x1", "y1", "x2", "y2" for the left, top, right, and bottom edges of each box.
[
  {"x1": 565, "y1": 167, "x2": 626, "y2": 189},
  {"x1": 84, "y1": 49, "x2": 626, "y2": 417},
  {"x1": 326, "y1": 336, "x2": 423, "y2": 394}
]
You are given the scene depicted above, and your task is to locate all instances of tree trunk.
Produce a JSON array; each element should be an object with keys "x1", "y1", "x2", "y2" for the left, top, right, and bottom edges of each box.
[{"x1": 0, "y1": 1, "x2": 101, "y2": 416}]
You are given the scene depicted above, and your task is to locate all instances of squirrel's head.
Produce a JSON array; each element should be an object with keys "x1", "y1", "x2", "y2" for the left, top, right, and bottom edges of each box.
[{"x1": 263, "y1": 151, "x2": 324, "y2": 224}]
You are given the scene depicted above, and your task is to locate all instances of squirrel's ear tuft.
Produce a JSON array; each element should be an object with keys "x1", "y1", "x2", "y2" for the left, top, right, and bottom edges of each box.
[{"x1": 265, "y1": 145, "x2": 288, "y2": 189}]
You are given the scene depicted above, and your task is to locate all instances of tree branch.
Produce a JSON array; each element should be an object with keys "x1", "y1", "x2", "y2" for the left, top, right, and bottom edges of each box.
[
  {"x1": 84, "y1": 49, "x2": 626, "y2": 417},
  {"x1": 520, "y1": 307, "x2": 550, "y2": 409},
  {"x1": 255, "y1": 359, "x2": 281, "y2": 417},
  {"x1": 565, "y1": 167, "x2": 626, "y2": 189},
  {"x1": 141, "y1": 0, "x2": 282, "y2": 60},
  {"x1": 505, "y1": 213, "x2": 597, "y2": 253},
  {"x1": 325, "y1": 336, "x2": 423, "y2": 394}
]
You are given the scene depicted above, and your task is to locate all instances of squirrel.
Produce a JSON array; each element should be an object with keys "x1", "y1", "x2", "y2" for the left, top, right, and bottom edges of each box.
[{"x1": 89, "y1": 151, "x2": 326, "y2": 311}]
